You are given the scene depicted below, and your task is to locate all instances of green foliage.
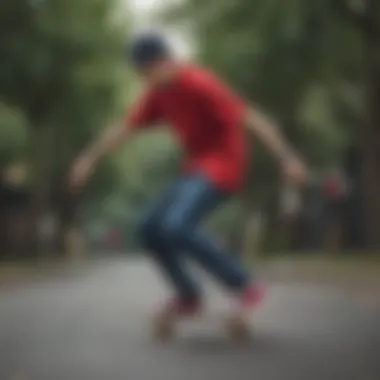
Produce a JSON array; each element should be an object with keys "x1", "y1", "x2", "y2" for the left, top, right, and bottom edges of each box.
[
  {"x1": 0, "y1": 0, "x2": 131, "y2": 199},
  {"x1": 0, "y1": 0, "x2": 138, "y2": 255},
  {"x1": 0, "y1": 103, "x2": 28, "y2": 166}
]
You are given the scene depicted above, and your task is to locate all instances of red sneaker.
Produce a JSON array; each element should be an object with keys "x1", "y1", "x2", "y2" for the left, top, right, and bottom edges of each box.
[
  {"x1": 238, "y1": 282, "x2": 266, "y2": 311},
  {"x1": 152, "y1": 297, "x2": 202, "y2": 339},
  {"x1": 158, "y1": 297, "x2": 203, "y2": 319},
  {"x1": 221, "y1": 283, "x2": 266, "y2": 339}
]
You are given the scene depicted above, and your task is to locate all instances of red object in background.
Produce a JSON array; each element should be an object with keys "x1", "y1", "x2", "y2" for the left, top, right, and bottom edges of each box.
[{"x1": 323, "y1": 173, "x2": 344, "y2": 199}]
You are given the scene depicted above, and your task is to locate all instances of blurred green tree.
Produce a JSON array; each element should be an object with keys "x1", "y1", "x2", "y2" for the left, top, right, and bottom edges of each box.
[
  {"x1": 0, "y1": 104, "x2": 28, "y2": 169},
  {"x1": 334, "y1": 0, "x2": 380, "y2": 248},
  {"x1": 0, "y1": 0, "x2": 130, "y2": 255}
]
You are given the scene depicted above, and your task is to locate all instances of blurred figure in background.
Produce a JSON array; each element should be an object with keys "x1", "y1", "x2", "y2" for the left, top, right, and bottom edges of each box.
[{"x1": 70, "y1": 32, "x2": 307, "y2": 327}]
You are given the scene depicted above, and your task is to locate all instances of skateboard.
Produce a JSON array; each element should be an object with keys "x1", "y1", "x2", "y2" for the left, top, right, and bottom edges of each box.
[{"x1": 152, "y1": 310, "x2": 253, "y2": 341}]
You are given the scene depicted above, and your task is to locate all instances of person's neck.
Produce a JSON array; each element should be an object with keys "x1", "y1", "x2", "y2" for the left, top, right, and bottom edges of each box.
[
  {"x1": 151, "y1": 62, "x2": 180, "y2": 89},
  {"x1": 164, "y1": 61, "x2": 182, "y2": 84}
]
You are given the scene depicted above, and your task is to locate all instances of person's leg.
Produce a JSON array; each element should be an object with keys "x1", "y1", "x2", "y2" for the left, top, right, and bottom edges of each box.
[
  {"x1": 157, "y1": 173, "x2": 252, "y2": 292},
  {"x1": 138, "y1": 178, "x2": 201, "y2": 300}
]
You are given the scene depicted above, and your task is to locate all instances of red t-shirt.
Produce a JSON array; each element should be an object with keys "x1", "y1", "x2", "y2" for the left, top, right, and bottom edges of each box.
[{"x1": 127, "y1": 65, "x2": 248, "y2": 192}]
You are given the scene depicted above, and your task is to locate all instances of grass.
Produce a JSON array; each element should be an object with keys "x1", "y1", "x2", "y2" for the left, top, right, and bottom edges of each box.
[
  {"x1": 251, "y1": 249, "x2": 380, "y2": 264},
  {"x1": 253, "y1": 251, "x2": 380, "y2": 289},
  {"x1": 0, "y1": 262, "x2": 40, "y2": 287},
  {"x1": 0, "y1": 256, "x2": 81, "y2": 288},
  {"x1": 1, "y1": 251, "x2": 379, "y2": 290},
  {"x1": 258, "y1": 251, "x2": 380, "y2": 269}
]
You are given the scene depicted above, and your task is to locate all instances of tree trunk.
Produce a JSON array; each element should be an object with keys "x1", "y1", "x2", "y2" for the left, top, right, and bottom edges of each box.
[
  {"x1": 28, "y1": 124, "x2": 55, "y2": 258},
  {"x1": 362, "y1": 3, "x2": 380, "y2": 248},
  {"x1": 0, "y1": 208, "x2": 9, "y2": 259},
  {"x1": 0, "y1": 176, "x2": 10, "y2": 258},
  {"x1": 57, "y1": 197, "x2": 77, "y2": 256}
]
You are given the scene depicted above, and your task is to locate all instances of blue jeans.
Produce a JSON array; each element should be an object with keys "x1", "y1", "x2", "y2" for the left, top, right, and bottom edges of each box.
[{"x1": 139, "y1": 173, "x2": 251, "y2": 299}]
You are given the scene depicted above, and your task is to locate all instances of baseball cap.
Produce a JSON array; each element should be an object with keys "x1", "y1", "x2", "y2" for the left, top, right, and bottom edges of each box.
[{"x1": 127, "y1": 32, "x2": 171, "y2": 67}]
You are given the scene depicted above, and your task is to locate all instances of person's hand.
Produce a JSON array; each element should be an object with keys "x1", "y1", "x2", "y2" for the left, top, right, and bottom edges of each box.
[
  {"x1": 69, "y1": 154, "x2": 96, "y2": 193},
  {"x1": 281, "y1": 155, "x2": 308, "y2": 185}
]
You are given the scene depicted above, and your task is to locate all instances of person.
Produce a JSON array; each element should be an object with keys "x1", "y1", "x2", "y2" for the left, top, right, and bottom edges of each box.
[{"x1": 69, "y1": 32, "x2": 307, "y2": 324}]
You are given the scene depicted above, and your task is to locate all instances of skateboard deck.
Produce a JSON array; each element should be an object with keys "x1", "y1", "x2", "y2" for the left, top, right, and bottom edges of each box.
[{"x1": 152, "y1": 309, "x2": 254, "y2": 341}]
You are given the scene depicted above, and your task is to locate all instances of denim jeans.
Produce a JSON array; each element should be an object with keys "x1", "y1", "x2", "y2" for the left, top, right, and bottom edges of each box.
[{"x1": 139, "y1": 173, "x2": 251, "y2": 299}]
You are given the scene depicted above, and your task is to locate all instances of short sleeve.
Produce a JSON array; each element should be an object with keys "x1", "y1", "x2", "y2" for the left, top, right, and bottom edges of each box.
[
  {"x1": 190, "y1": 69, "x2": 247, "y2": 126},
  {"x1": 126, "y1": 89, "x2": 161, "y2": 130}
]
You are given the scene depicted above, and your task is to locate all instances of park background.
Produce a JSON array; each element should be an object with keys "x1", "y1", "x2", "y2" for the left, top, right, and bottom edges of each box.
[{"x1": 1, "y1": 0, "x2": 380, "y2": 286}]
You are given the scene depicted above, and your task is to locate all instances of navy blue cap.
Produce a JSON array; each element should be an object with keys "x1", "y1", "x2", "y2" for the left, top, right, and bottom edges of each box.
[{"x1": 127, "y1": 32, "x2": 171, "y2": 67}]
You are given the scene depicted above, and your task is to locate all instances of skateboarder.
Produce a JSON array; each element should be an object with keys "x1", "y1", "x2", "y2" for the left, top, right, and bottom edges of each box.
[{"x1": 70, "y1": 32, "x2": 307, "y2": 325}]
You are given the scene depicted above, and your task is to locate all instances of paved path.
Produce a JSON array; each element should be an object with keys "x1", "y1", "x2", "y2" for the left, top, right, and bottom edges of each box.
[{"x1": 0, "y1": 258, "x2": 379, "y2": 380}]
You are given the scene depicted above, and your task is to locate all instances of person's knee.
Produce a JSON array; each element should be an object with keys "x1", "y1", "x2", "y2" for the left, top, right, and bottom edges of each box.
[{"x1": 160, "y1": 217, "x2": 189, "y2": 247}]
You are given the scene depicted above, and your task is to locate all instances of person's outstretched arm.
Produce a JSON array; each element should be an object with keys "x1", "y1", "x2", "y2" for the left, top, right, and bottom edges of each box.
[
  {"x1": 82, "y1": 123, "x2": 132, "y2": 165},
  {"x1": 188, "y1": 68, "x2": 307, "y2": 183},
  {"x1": 244, "y1": 108, "x2": 307, "y2": 184},
  {"x1": 69, "y1": 89, "x2": 160, "y2": 191},
  {"x1": 69, "y1": 122, "x2": 134, "y2": 191}
]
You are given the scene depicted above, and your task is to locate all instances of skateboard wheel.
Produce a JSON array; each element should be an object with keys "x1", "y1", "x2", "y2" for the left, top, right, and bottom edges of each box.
[
  {"x1": 152, "y1": 316, "x2": 175, "y2": 341},
  {"x1": 225, "y1": 315, "x2": 252, "y2": 340}
]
